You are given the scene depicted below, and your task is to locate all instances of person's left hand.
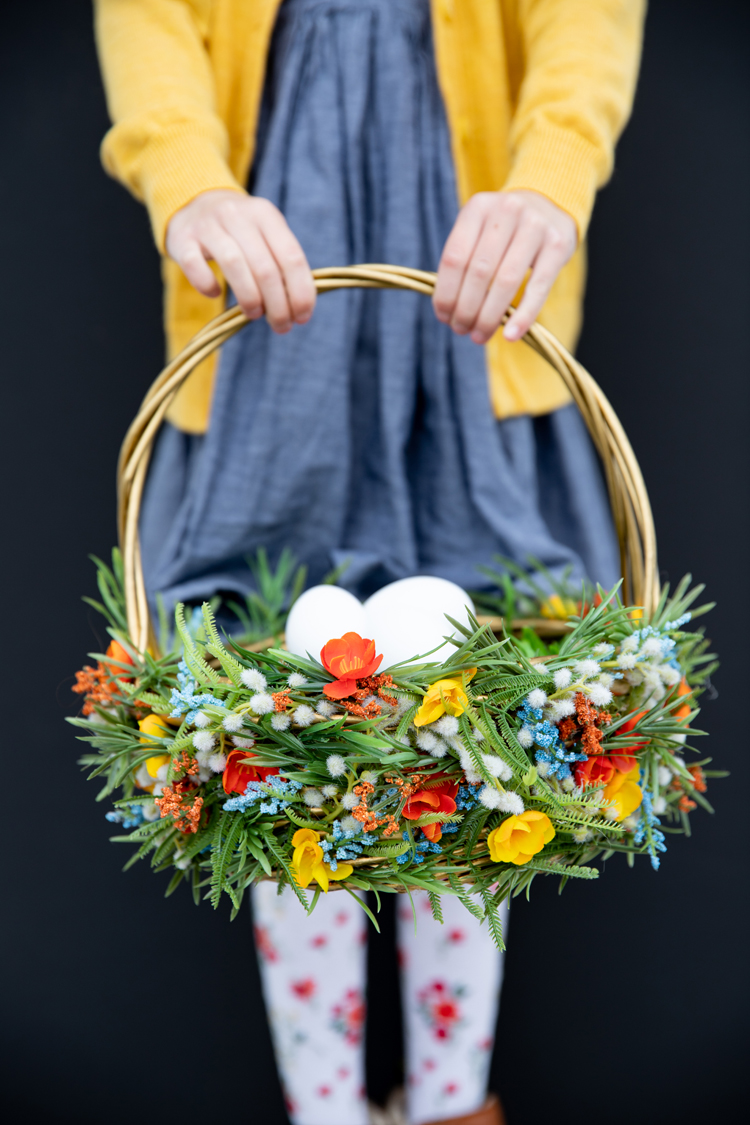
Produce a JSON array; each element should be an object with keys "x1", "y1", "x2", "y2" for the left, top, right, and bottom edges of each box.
[{"x1": 432, "y1": 189, "x2": 578, "y2": 345}]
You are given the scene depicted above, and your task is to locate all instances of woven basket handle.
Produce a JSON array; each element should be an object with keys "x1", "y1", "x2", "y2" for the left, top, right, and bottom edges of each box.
[{"x1": 117, "y1": 264, "x2": 658, "y2": 653}]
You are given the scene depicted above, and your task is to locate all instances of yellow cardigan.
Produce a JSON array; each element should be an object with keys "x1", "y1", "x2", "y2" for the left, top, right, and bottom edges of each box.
[{"x1": 95, "y1": 0, "x2": 645, "y2": 433}]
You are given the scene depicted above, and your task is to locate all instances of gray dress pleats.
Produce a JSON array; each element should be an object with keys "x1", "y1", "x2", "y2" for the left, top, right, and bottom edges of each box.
[{"x1": 140, "y1": 0, "x2": 619, "y2": 616}]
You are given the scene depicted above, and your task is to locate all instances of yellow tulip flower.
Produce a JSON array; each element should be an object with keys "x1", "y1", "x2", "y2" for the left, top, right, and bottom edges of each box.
[
  {"x1": 540, "y1": 594, "x2": 578, "y2": 620},
  {"x1": 291, "y1": 828, "x2": 353, "y2": 893},
  {"x1": 145, "y1": 754, "x2": 171, "y2": 779},
  {"x1": 138, "y1": 714, "x2": 172, "y2": 743},
  {"x1": 602, "y1": 764, "x2": 643, "y2": 820},
  {"x1": 487, "y1": 810, "x2": 555, "y2": 865},
  {"x1": 413, "y1": 669, "x2": 477, "y2": 727}
]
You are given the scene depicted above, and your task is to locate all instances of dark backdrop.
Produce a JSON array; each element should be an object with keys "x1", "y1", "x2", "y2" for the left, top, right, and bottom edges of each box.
[{"x1": 1, "y1": 2, "x2": 747, "y2": 1123}]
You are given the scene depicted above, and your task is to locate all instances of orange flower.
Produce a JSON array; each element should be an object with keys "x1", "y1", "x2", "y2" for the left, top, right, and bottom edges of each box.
[
  {"x1": 320, "y1": 632, "x2": 382, "y2": 699},
  {"x1": 104, "y1": 639, "x2": 135, "y2": 681},
  {"x1": 674, "y1": 677, "x2": 692, "y2": 721},
  {"x1": 402, "y1": 777, "x2": 458, "y2": 842},
  {"x1": 222, "y1": 748, "x2": 279, "y2": 795}
]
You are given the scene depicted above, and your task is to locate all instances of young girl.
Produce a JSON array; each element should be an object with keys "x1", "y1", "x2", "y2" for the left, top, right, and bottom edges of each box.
[{"x1": 95, "y1": 3, "x2": 645, "y2": 1122}]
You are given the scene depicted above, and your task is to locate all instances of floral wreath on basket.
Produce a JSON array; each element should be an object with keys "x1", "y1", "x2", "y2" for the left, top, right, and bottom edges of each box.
[{"x1": 70, "y1": 552, "x2": 719, "y2": 943}]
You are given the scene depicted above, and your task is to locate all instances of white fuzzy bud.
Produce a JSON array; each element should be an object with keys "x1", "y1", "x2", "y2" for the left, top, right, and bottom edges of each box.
[
  {"x1": 527, "y1": 688, "x2": 547, "y2": 709},
  {"x1": 232, "y1": 736, "x2": 255, "y2": 749},
  {"x1": 208, "y1": 753, "x2": 227, "y2": 773},
  {"x1": 315, "y1": 700, "x2": 335, "y2": 717},
  {"x1": 192, "y1": 711, "x2": 211, "y2": 729},
  {"x1": 479, "y1": 786, "x2": 502, "y2": 809},
  {"x1": 271, "y1": 713, "x2": 291, "y2": 731},
  {"x1": 360, "y1": 771, "x2": 377, "y2": 785},
  {"x1": 553, "y1": 668, "x2": 572, "y2": 690},
  {"x1": 416, "y1": 730, "x2": 438, "y2": 752},
  {"x1": 516, "y1": 728, "x2": 534, "y2": 749},
  {"x1": 653, "y1": 796, "x2": 667, "y2": 814},
  {"x1": 303, "y1": 788, "x2": 324, "y2": 807},
  {"x1": 241, "y1": 667, "x2": 267, "y2": 692},
  {"x1": 249, "y1": 693, "x2": 275, "y2": 715},
  {"x1": 321, "y1": 785, "x2": 338, "y2": 799},
  {"x1": 587, "y1": 683, "x2": 613, "y2": 707},
  {"x1": 482, "y1": 754, "x2": 512, "y2": 782},
  {"x1": 498, "y1": 791, "x2": 525, "y2": 815},
  {"x1": 192, "y1": 730, "x2": 215, "y2": 753},
  {"x1": 575, "y1": 659, "x2": 600, "y2": 679},
  {"x1": 222, "y1": 712, "x2": 245, "y2": 732},
  {"x1": 293, "y1": 704, "x2": 316, "y2": 727},
  {"x1": 657, "y1": 765, "x2": 672, "y2": 786},
  {"x1": 434, "y1": 714, "x2": 460, "y2": 738},
  {"x1": 287, "y1": 673, "x2": 308, "y2": 688},
  {"x1": 326, "y1": 754, "x2": 347, "y2": 778},
  {"x1": 341, "y1": 792, "x2": 358, "y2": 810}
]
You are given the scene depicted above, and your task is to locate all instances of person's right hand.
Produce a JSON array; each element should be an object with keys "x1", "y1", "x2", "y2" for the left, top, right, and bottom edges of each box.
[{"x1": 165, "y1": 189, "x2": 316, "y2": 333}]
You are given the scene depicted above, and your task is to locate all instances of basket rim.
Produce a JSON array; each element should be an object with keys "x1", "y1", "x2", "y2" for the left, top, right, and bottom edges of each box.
[{"x1": 117, "y1": 264, "x2": 658, "y2": 652}]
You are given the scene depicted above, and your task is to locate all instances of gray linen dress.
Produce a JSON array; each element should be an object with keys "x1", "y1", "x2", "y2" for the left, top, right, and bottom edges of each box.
[{"x1": 140, "y1": 0, "x2": 619, "y2": 617}]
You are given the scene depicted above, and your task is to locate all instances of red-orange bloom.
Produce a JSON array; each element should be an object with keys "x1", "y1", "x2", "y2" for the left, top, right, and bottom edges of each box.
[
  {"x1": 674, "y1": 677, "x2": 692, "y2": 721},
  {"x1": 104, "y1": 639, "x2": 135, "y2": 681},
  {"x1": 402, "y1": 778, "x2": 459, "y2": 842},
  {"x1": 575, "y1": 755, "x2": 617, "y2": 788},
  {"x1": 222, "y1": 748, "x2": 279, "y2": 795},
  {"x1": 320, "y1": 632, "x2": 382, "y2": 699}
]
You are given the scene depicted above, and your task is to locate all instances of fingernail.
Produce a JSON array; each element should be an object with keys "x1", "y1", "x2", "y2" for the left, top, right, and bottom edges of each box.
[
  {"x1": 470, "y1": 331, "x2": 486, "y2": 345},
  {"x1": 504, "y1": 324, "x2": 521, "y2": 341}
]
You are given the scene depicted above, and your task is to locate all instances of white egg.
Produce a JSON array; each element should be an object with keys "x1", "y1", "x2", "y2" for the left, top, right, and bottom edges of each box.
[
  {"x1": 364, "y1": 576, "x2": 475, "y2": 669},
  {"x1": 285, "y1": 585, "x2": 367, "y2": 661}
]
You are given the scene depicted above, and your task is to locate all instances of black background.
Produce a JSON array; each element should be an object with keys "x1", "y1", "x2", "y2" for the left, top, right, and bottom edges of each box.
[{"x1": 1, "y1": 2, "x2": 748, "y2": 1122}]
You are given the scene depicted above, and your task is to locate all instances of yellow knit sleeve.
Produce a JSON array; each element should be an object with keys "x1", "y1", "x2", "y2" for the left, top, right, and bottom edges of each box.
[
  {"x1": 94, "y1": 0, "x2": 244, "y2": 251},
  {"x1": 504, "y1": 0, "x2": 646, "y2": 239}
]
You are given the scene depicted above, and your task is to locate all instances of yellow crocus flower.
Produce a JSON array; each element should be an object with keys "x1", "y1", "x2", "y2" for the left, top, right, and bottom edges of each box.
[
  {"x1": 138, "y1": 714, "x2": 172, "y2": 743},
  {"x1": 540, "y1": 594, "x2": 578, "y2": 620},
  {"x1": 291, "y1": 828, "x2": 353, "y2": 893},
  {"x1": 487, "y1": 810, "x2": 555, "y2": 865},
  {"x1": 413, "y1": 669, "x2": 477, "y2": 727}
]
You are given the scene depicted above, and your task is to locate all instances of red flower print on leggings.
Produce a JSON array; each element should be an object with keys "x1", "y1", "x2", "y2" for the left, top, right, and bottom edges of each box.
[
  {"x1": 417, "y1": 980, "x2": 465, "y2": 1041},
  {"x1": 330, "y1": 987, "x2": 366, "y2": 1045}
]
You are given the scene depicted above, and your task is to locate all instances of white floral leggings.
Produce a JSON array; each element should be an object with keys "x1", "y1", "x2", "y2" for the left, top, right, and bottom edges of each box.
[{"x1": 252, "y1": 884, "x2": 508, "y2": 1125}]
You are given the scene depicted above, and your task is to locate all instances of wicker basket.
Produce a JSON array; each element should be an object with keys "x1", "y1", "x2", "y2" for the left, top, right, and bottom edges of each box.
[{"x1": 117, "y1": 264, "x2": 658, "y2": 654}]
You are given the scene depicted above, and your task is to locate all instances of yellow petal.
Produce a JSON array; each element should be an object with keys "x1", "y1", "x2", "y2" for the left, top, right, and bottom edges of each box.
[
  {"x1": 329, "y1": 862, "x2": 353, "y2": 882},
  {"x1": 414, "y1": 692, "x2": 445, "y2": 727},
  {"x1": 145, "y1": 754, "x2": 170, "y2": 779},
  {"x1": 292, "y1": 828, "x2": 321, "y2": 847},
  {"x1": 138, "y1": 715, "x2": 171, "y2": 744},
  {"x1": 312, "y1": 860, "x2": 329, "y2": 893}
]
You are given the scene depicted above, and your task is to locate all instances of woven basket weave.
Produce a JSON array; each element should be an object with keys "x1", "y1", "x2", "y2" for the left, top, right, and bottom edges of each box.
[{"x1": 117, "y1": 264, "x2": 658, "y2": 654}]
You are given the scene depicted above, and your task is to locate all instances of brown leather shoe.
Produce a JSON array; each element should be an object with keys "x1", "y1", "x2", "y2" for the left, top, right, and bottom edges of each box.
[{"x1": 420, "y1": 1092, "x2": 506, "y2": 1125}]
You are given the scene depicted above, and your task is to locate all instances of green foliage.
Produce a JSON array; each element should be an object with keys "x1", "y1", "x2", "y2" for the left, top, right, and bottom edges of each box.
[{"x1": 71, "y1": 556, "x2": 720, "y2": 928}]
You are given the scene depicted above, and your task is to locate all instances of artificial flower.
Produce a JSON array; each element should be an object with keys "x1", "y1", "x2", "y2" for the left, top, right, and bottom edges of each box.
[
  {"x1": 145, "y1": 754, "x2": 170, "y2": 779},
  {"x1": 138, "y1": 714, "x2": 172, "y2": 743},
  {"x1": 320, "y1": 632, "x2": 382, "y2": 699},
  {"x1": 540, "y1": 594, "x2": 578, "y2": 620},
  {"x1": 222, "y1": 748, "x2": 279, "y2": 795},
  {"x1": 291, "y1": 828, "x2": 353, "y2": 892},
  {"x1": 574, "y1": 755, "x2": 617, "y2": 788},
  {"x1": 413, "y1": 670, "x2": 477, "y2": 727},
  {"x1": 104, "y1": 638, "x2": 134, "y2": 680},
  {"x1": 602, "y1": 764, "x2": 643, "y2": 820},
  {"x1": 487, "y1": 810, "x2": 555, "y2": 865},
  {"x1": 402, "y1": 777, "x2": 459, "y2": 842},
  {"x1": 674, "y1": 677, "x2": 692, "y2": 721}
]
